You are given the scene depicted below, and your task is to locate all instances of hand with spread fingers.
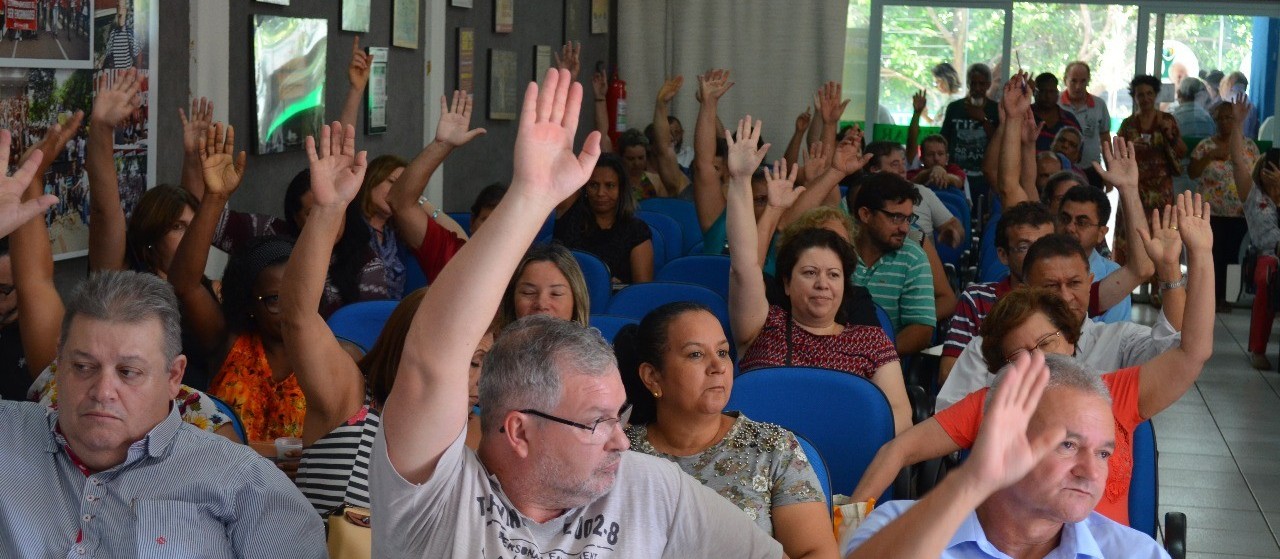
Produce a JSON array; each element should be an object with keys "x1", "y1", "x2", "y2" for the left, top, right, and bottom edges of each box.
[
  {"x1": 1093, "y1": 136, "x2": 1140, "y2": 191},
  {"x1": 962, "y1": 350, "x2": 1059, "y2": 495},
  {"x1": 765, "y1": 159, "x2": 804, "y2": 210},
  {"x1": 0, "y1": 130, "x2": 57, "y2": 238},
  {"x1": 1137, "y1": 204, "x2": 1183, "y2": 273},
  {"x1": 511, "y1": 68, "x2": 603, "y2": 202},
  {"x1": 696, "y1": 68, "x2": 734, "y2": 104},
  {"x1": 816, "y1": 81, "x2": 850, "y2": 125},
  {"x1": 554, "y1": 42, "x2": 581, "y2": 81},
  {"x1": 91, "y1": 68, "x2": 141, "y2": 127},
  {"x1": 435, "y1": 90, "x2": 487, "y2": 148},
  {"x1": 199, "y1": 123, "x2": 247, "y2": 199},
  {"x1": 912, "y1": 89, "x2": 927, "y2": 116},
  {"x1": 725, "y1": 116, "x2": 770, "y2": 180},
  {"x1": 179, "y1": 97, "x2": 213, "y2": 158},
  {"x1": 832, "y1": 131, "x2": 873, "y2": 175},
  {"x1": 800, "y1": 140, "x2": 832, "y2": 182},
  {"x1": 306, "y1": 121, "x2": 369, "y2": 210},
  {"x1": 1174, "y1": 190, "x2": 1212, "y2": 254}
]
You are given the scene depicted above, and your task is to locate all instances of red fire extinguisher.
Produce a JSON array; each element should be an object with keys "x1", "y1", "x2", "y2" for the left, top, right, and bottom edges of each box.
[{"x1": 606, "y1": 68, "x2": 627, "y2": 148}]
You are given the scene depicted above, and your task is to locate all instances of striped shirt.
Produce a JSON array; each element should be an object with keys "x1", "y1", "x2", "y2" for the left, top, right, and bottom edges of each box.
[
  {"x1": 943, "y1": 278, "x2": 1013, "y2": 358},
  {"x1": 297, "y1": 404, "x2": 380, "y2": 513},
  {"x1": 0, "y1": 401, "x2": 326, "y2": 558},
  {"x1": 852, "y1": 240, "x2": 936, "y2": 331}
]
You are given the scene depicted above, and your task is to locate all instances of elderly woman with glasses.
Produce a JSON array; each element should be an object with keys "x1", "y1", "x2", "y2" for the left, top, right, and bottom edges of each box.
[{"x1": 851, "y1": 192, "x2": 1215, "y2": 528}]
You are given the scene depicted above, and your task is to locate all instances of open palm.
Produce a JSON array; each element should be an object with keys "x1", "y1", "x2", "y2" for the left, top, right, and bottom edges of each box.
[
  {"x1": 832, "y1": 133, "x2": 872, "y2": 175},
  {"x1": 765, "y1": 159, "x2": 804, "y2": 209},
  {"x1": 179, "y1": 97, "x2": 213, "y2": 155},
  {"x1": 307, "y1": 121, "x2": 368, "y2": 208},
  {"x1": 0, "y1": 131, "x2": 56, "y2": 238},
  {"x1": 435, "y1": 90, "x2": 487, "y2": 147},
  {"x1": 965, "y1": 350, "x2": 1058, "y2": 494},
  {"x1": 1093, "y1": 136, "x2": 1139, "y2": 190},
  {"x1": 1139, "y1": 205, "x2": 1183, "y2": 269},
  {"x1": 199, "y1": 123, "x2": 247, "y2": 198},
  {"x1": 725, "y1": 116, "x2": 769, "y2": 179},
  {"x1": 512, "y1": 69, "x2": 601, "y2": 202},
  {"x1": 1174, "y1": 191, "x2": 1213, "y2": 253},
  {"x1": 92, "y1": 68, "x2": 141, "y2": 127}
]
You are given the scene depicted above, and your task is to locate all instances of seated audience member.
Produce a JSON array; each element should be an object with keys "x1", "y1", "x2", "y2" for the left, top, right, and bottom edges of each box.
[
  {"x1": 846, "y1": 351, "x2": 1170, "y2": 559},
  {"x1": 864, "y1": 140, "x2": 963, "y2": 247},
  {"x1": 496, "y1": 243, "x2": 591, "y2": 331},
  {"x1": 553, "y1": 153, "x2": 655, "y2": 284},
  {"x1": 0, "y1": 271, "x2": 325, "y2": 557},
  {"x1": 850, "y1": 172, "x2": 937, "y2": 355},
  {"x1": 770, "y1": 207, "x2": 878, "y2": 328},
  {"x1": 1034, "y1": 151, "x2": 1066, "y2": 196},
  {"x1": 618, "y1": 128, "x2": 668, "y2": 202},
  {"x1": 942, "y1": 202, "x2": 1055, "y2": 382},
  {"x1": 853, "y1": 198, "x2": 1211, "y2": 523},
  {"x1": 1172, "y1": 77, "x2": 1216, "y2": 139},
  {"x1": 372, "y1": 69, "x2": 784, "y2": 557},
  {"x1": 1031, "y1": 73, "x2": 1082, "y2": 152},
  {"x1": 616, "y1": 302, "x2": 837, "y2": 558},
  {"x1": 1050, "y1": 127, "x2": 1088, "y2": 174},
  {"x1": 1057, "y1": 185, "x2": 1132, "y2": 321},
  {"x1": 1040, "y1": 170, "x2": 1084, "y2": 214},
  {"x1": 1243, "y1": 159, "x2": 1280, "y2": 369},
  {"x1": 469, "y1": 182, "x2": 507, "y2": 235},
  {"x1": 908, "y1": 134, "x2": 965, "y2": 191},
  {"x1": 1189, "y1": 98, "x2": 1260, "y2": 313}
]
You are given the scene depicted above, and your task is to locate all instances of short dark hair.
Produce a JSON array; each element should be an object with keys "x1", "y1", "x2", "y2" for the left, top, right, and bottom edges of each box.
[
  {"x1": 1041, "y1": 170, "x2": 1083, "y2": 203},
  {"x1": 1022, "y1": 233, "x2": 1089, "y2": 280},
  {"x1": 1059, "y1": 185, "x2": 1111, "y2": 224},
  {"x1": 615, "y1": 301, "x2": 718, "y2": 425},
  {"x1": 1034, "y1": 73, "x2": 1059, "y2": 89},
  {"x1": 852, "y1": 171, "x2": 921, "y2": 213},
  {"x1": 1227, "y1": 71, "x2": 1248, "y2": 88},
  {"x1": 996, "y1": 202, "x2": 1054, "y2": 251},
  {"x1": 864, "y1": 141, "x2": 904, "y2": 172},
  {"x1": 619, "y1": 128, "x2": 649, "y2": 153},
  {"x1": 775, "y1": 228, "x2": 860, "y2": 325},
  {"x1": 1203, "y1": 70, "x2": 1224, "y2": 88},
  {"x1": 1129, "y1": 74, "x2": 1162, "y2": 97},
  {"x1": 471, "y1": 182, "x2": 508, "y2": 218},
  {"x1": 283, "y1": 168, "x2": 310, "y2": 236},
  {"x1": 921, "y1": 134, "x2": 948, "y2": 150}
]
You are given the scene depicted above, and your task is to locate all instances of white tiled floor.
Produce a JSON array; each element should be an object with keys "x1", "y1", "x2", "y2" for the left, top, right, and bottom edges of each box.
[{"x1": 1141, "y1": 304, "x2": 1280, "y2": 558}]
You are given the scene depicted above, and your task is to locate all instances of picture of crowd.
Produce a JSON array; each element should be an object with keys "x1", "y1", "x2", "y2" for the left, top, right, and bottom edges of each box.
[{"x1": 0, "y1": 0, "x2": 92, "y2": 65}]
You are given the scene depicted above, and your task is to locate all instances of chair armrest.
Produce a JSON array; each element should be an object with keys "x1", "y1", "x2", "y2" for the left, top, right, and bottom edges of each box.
[{"x1": 1164, "y1": 511, "x2": 1186, "y2": 559}]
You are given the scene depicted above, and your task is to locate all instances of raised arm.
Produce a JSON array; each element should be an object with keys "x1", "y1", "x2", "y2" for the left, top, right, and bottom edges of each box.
[
  {"x1": 167, "y1": 123, "x2": 244, "y2": 353},
  {"x1": 284, "y1": 122, "x2": 370, "y2": 447},
  {"x1": 590, "y1": 70, "x2": 614, "y2": 154},
  {"x1": 1091, "y1": 136, "x2": 1155, "y2": 310},
  {"x1": 755, "y1": 159, "x2": 804, "y2": 265},
  {"x1": 381, "y1": 69, "x2": 602, "y2": 483},
  {"x1": 779, "y1": 133, "x2": 872, "y2": 229},
  {"x1": 783, "y1": 107, "x2": 811, "y2": 170},
  {"x1": 906, "y1": 90, "x2": 925, "y2": 164},
  {"x1": 87, "y1": 69, "x2": 141, "y2": 272},
  {"x1": 1228, "y1": 96, "x2": 1256, "y2": 202},
  {"x1": 725, "y1": 117, "x2": 773, "y2": 354},
  {"x1": 11, "y1": 121, "x2": 74, "y2": 374},
  {"x1": 178, "y1": 97, "x2": 213, "y2": 200},
  {"x1": 816, "y1": 81, "x2": 849, "y2": 153},
  {"x1": 389, "y1": 91, "x2": 486, "y2": 250},
  {"x1": 339, "y1": 37, "x2": 372, "y2": 130},
  {"x1": 692, "y1": 69, "x2": 734, "y2": 232},
  {"x1": 651, "y1": 76, "x2": 691, "y2": 195},
  {"x1": 1138, "y1": 205, "x2": 1187, "y2": 330},
  {"x1": 997, "y1": 76, "x2": 1030, "y2": 207},
  {"x1": 1136, "y1": 193, "x2": 1213, "y2": 419}
]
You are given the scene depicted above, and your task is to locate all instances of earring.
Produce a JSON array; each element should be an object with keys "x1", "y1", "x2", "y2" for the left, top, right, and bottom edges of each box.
[{"x1": 652, "y1": 391, "x2": 661, "y2": 398}]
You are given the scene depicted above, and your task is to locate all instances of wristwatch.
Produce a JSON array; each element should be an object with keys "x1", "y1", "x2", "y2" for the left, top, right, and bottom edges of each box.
[{"x1": 1159, "y1": 276, "x2": 1187, "y2": 291}]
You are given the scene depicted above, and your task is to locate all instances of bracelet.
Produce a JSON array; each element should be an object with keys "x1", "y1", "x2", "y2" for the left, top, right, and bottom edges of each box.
[{"x1": 1159, "y1": 276, "x2": 1187, "y2": 291}]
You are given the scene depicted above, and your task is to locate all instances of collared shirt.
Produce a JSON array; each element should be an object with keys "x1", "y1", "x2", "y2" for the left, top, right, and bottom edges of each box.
[
  {"x1": 1034, "y1": 106, "x2": 1082, "y2": 153},
  {"x1": 943, "y1": 278, "x2": 1014, "y2": 358},
  {"x1": 1171, "y1": 102, "x2": 1217, "y2": 139},
  {"x1": 0, "y1": 401, "x2": 325, "y2": 558},
  {"x1": 853, "y1": 239, "x2": 936, "y2": 331},
  {"x1": 846, "y1": 501, "x2": 1170, "y2": 558},
  {"x1": 1059, "y1": 92, "x2": 1112, "y2": 166},
  {"x1": 1090, "y1": 249, "x2": 1131, "y2": 324},
  {"x1": 936, "y1": 311, "x2": 1180, "y2": 411}
]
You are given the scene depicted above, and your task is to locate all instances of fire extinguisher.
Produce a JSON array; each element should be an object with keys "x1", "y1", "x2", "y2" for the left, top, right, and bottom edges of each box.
[{"x1": 606, "y1": 68, "x2": 627, "y2": 148}]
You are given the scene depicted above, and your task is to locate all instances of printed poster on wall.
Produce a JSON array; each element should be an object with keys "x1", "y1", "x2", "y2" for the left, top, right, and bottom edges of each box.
[
  {"x1": 342, "y1": 0, "x2": 371, "y2": 33},
  {"x1": 494, "y1": 0, "x2": 513, "y2": 34},
  {"x1": 456, "y1": 27, "x2": 474, "y2": 93},
  {"x1": 590, "y1": 0, "x2": 608, "y2": 34},
  {"x1": 488, "y1": 49, "x2": 516, "y2": 120},
  {"x1": 0, "y1": 0, "x2": 156, "y2": 260},
  {"x1": 253, "y1": 15, "x2": 327, "y2": 155},
  {"x1": 393, "y1": 0, "x2": 419, "y2": 49},
  {"x1": 365, "y1": 47, "x2": 387, "y2": 134},
  {"x1": 533, "y1": 45, "x2": 552, "y2": 82}
]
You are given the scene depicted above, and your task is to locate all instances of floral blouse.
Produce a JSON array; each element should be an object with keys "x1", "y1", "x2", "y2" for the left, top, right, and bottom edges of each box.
[
  {"x1": 27, "y1": 363, "x2": 232, "y2": 434},
  {"x1": 209, "y1": 333, "x2": 306, "y2": 442},
  {"x1": 1190, "y1": 136, "x2": 1260, "y2": 218},
  {"x1": 625, "y1": 413, "x2": 824, "y2": 535}
]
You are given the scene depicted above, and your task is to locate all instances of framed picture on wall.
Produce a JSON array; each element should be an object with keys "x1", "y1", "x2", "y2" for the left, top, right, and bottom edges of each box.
[
  {"x1": 451, "y1": 0, "x2": 473, "y2": 7},
  {"x1": 563, "y1": 0, "x2": 583, "y2": 44},
  {"x1": 494, "y1": 0, "x2": 514, "y2": 34},
  {"x1": 393, "y1": 0, "x2": 420, "y2": 49},
  {"x1": 253, "y1": 15, "x2": 327, "y2": 154},
  {"x1": 457, "y1": 28, "x2": 475, "y2": 92},
  {"x1": 0, "y1": 0, "x2": 93, "y2": 68},
  {"x1": 343, "y1": 0, "x2": 371, "y2": 33},
  {"x1": 365, "y1": 47, "x2": 388, "y2": 134},
  {"x1": 488, "y1": 49, "x2": 517, "y2": 120},
  {"x1": 590, "y1": 0, "x2": 608, "y2": 34},
  {"x1": 533, "y1": 45, "x2": 552, "y2": 82}
]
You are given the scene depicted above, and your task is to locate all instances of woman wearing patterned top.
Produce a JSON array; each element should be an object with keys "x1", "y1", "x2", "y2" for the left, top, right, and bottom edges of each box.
[
  {"x1": 616, "y1": 302, "x2": 837, "y2": 559},
  {"x1": 724, "y1": 117, "x2": 911, "y2": 434}
]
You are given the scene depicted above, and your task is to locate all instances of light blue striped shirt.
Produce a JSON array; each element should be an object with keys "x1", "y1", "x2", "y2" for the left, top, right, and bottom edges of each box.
[{"x1": 0, "y1": 401, "x2": 326, "y2": 558}]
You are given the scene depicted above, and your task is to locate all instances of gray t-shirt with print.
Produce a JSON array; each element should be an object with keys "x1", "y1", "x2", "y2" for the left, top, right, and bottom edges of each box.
[{"x1": 371, "y1": 427, "x2": 783, "y2": 558}]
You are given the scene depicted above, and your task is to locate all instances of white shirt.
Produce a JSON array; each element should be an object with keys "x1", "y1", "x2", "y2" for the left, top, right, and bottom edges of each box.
[
  {"x1": 913, "y1": 184, "x2": 956, "y2": 235},
  {"x1": 936, "y1": 312, "x2": 1180, "y2": 411}
]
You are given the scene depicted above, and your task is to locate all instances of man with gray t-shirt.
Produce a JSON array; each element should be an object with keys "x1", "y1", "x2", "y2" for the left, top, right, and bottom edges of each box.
[{"x1": 369, "y1": 71, "x2": 781, "y2": 558}]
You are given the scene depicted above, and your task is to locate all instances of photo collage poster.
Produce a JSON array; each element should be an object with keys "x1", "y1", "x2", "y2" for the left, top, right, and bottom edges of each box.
[{"x1": 0, "y1": 0, "x2": 156, "y2": 259}]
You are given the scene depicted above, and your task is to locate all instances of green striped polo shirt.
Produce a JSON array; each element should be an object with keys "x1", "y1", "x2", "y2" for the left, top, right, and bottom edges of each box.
[{"x1": 852, "y1": 239, "x2": 936, "y2": 331}]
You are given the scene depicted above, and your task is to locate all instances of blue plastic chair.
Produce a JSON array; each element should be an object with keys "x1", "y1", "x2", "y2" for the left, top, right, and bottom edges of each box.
[
  {"x1": 874, "y1": 303, "x2": 895, "y2": 344},
  {"x1": 933, "y1": 189, "x2": 971, "y2": 268},
  {"x1": 727, "y1": 366, "x2": 898, "y2": 501},
  {"x1": 795, "y1": 432, "x2": 833, "y2": 510},
  {"x1": 326, "y1": 300, "x2": 401, "y2": 353},
  {"x1": 639, "y1": 198, "x2": 701, "y2": 255},
  {"x1": 589, "y1": 314, "x2": 639, "y2": 344},
  {"x1": 570, "y1": 250, "x2": 613, "y2": 312},
  {"x1": 536, "y1": 212, "x2": 556, "y2": 244},
  {"x1": 637, "y1": 211, "x2": 683, "y2": 269},
  {"x1": 399, "y1": 242, "x2": 428, "y2": 292},
  {"x1": 447, "y1": 211, "x2": 472, "y2": 234},
  {"x1": 645, "y1": 222, "x2": 667, "y2": 273},
  {"x1": 978, "y1": 206, "x2": 1009, "y2": 283},
  {"x1": 607, "y1": 282, "x2": 731, "y2": 341},
  {"x1": 655, "y1": 254, "x2": 731, "y2": 301},
  {"x1": 207, "y1": 393, "x2": 247, "y2": 444},
  {"x1": 1130, "y1": 420, "x2": 1187, "y2": 555}
]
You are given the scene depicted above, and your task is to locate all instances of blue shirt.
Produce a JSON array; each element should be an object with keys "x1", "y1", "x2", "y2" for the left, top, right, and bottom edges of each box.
[
  {"x1": 1090, "y1": 249, "x2": 1131, "y2": 324},
  {"x1": 847, "y1": 500, "x2": 1170, "y2": 558},
  {"x1": 0, "y1": 401, "x2": 325, "y2": 558}
]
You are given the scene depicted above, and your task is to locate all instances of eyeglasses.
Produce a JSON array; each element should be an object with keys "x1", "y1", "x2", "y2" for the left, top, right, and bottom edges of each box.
[
  {"x1": 1060, "y1": 215, "x2": 1101, "y2": 229},
  {"x1": 517, "y1": 402, "x2": 633, "y2": 444},
  {"x1": 256, "y1": 294, "x2": 282, "y2": 314},
  {"x1": 875, "y1": 208, "x2": 919, "y2": 226},
  {"x1": 1005, "y1": 331, "x2": 1063, "y2": 363}
]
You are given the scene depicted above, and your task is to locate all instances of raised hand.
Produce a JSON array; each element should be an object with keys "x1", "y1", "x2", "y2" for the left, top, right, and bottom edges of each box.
[
  {"x1": 511, "y1": 68, "x2": 602, "y2": 202},
  {"x1": 348, "y1": 37, "x2": 372, "y2": 89},
  {"x1": 306, "y1": 121, "x2": 368, "y2": 209},
  {"x1": 1093, "y1": 135, "x2": 1139, "y2": 191},
  {"x1": 696, "y1": 68, "x2": 734, "y2": 104},
  {"x1": 801, "y1": 140, "x2": 832, "y2": 181},
  {"x1": 725, "y1": 116, "x2": 770, "y2": 179},
  {"x1": 794, "y1": 107, "x2": 812, "y2": 134},
  {"x1": 0, "y1": 130, "x2": 57, "y2": 238},
  {"x1": 831, "y1": 131, "x2": 873, "y2": 175},
  {"x1": 912, "y1": 89, "x2": 927, "y2": 115},
  {"x1": 765, "y1": 159, "x2": 804, "y2": 209},
  {"x1": 435, "y1": 90, "x2": 487, "y2": 147},
  {"x1": 554, "y1": 42, "x2": 581, "y2": 81},
  {"x1": 964, "y1": 350, "x2": 1058, "y2": 495},
  {"x1": 1230, "y1": 93, "x2": 1249, "y2": 133},
  {"x1": 24, "y1": 110, "x2": 83, "y2": 167},
  {"x1": 1174, "y1": 190, "x2": 1212, "y2": 253},
  {"x1": 591, "y1": 70, "x2": 607, "y2": 100},
  {"x1": 198, "y1": 122, "x2": 247, "y2": 198},
  {"x1": 656, "y1": 75, "x2": 683, "y2": 105},
  {"x1": 815, "y1": 81, "x2": 850, "y2": 124},
  {"x1": 178, "y1": 97, "x2": 213, "y2": 157},
  {"x1": 1137, "y1": 205, "x2": 1183, "y2": 271},
  {"x1": 1021, "y1": 109, "x2": 1044, "y2": 146},
  {"x1": 1001, "y1": 72, "x2": 1031, "y2": 116},
  {"x1": 91, "y1": 68, "x2": 141, "y2": 127}
]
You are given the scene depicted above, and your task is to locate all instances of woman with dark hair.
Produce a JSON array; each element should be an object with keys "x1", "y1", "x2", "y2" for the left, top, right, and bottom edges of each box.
[
  {"x1": 724, "y1": 117, "x2": 910, "y2": 434},
  {"x1": 495, "y1": 243, "x2": 591, "y2": 332},
  {"x1": 926, "y1": 62, "x2": 961, "y2": 124},
  {"x1": 616, "y1": 302, "x2": 837, "y2": 558},
  {"x1": 123, "y1": 184, "x2": 198, "y2": 276},
  {"x1": 553, "y1": 152, "x2": 655, "y2": 284},
  {"x1": 1117, "y1": 75, "x2": 1186, "y2": 222}
]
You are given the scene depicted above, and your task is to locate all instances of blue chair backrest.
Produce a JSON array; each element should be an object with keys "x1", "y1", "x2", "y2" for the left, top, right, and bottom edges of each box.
[
  {"x1": 645, "y1": 222, "x2": 667, "y2": 272},
  {"x1": 607, "y1": 282, "x2": 731, "y2": 341},
  {"x1": 655, "y1": 255, "x2": 731, "y2": 301},
  {"x1": 207, "y1": 393, "x2": 247, "y2": 444},
  {"x1": 326, "y1": 300, "x2": 401, "y2": 353},
  {"x1": 933, "y1": 189, "x2": 971, "y2": 267},
  {"x1": 688, "y1": 239, "x2": 705, "y2": 255},
  {"x1": 398, "y1": 242, "x2": 428, "y2": 293},
  {"x1": 447, "y1": 211, "x2": 472, "y2": 234},
  {"x1": 727, "y1": 366, "x2": 897, "y2": 500},
  {"x1": 1129, "y1": 420, "x2": 1157, "y2": 538},
  {"x1": 589, "y1": 314, "x2": 639, "y2": 344},
  {"x1": 795, "y1": 432, "x2": 833, "y2": 510},
  {"x1": 536, "y1": 213, "x2": 556, "y2": 244},
  {"x1": 637, "y1": 211, "x2": 683, "y2": 269},
  {"x1": 978, "y1": 206, "x2": 1010, "y2": 283},
  {"x1": 874, "y1": 304, "x2": 895, "y2": 344},
  {"x1": 570, "y1": 250, "x2": 613, "y2": 312},
  {"x1": 639, "y1": 198, "x2": 701, "y2": 255}
]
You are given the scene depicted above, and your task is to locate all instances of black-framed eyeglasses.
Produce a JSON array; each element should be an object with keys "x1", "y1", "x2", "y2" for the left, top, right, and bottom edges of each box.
[
  {"x1": 1005, "y1": 331, "x2": 1062, "y2": 363},
  {"x1": 875, "y1": 208, "x2": 919, "y2": 226},
  {"x1": 256, "y1": 294, "x2": 282, "y2": 314},
  {"x1": 0, "y1": 284, "x2": 14, "y2": 296},
  {"x1": 515, "y1": 402, "x2": 633, "y2": 444}
]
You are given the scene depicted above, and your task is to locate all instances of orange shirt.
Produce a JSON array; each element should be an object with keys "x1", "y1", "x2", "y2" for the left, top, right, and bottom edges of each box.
[
  {"x1": 934, "y1": 367, "x2": 1143, "y2": 526},
  {"x1": 209, "y1": 333, "x2": 306, "y2": 442}
]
